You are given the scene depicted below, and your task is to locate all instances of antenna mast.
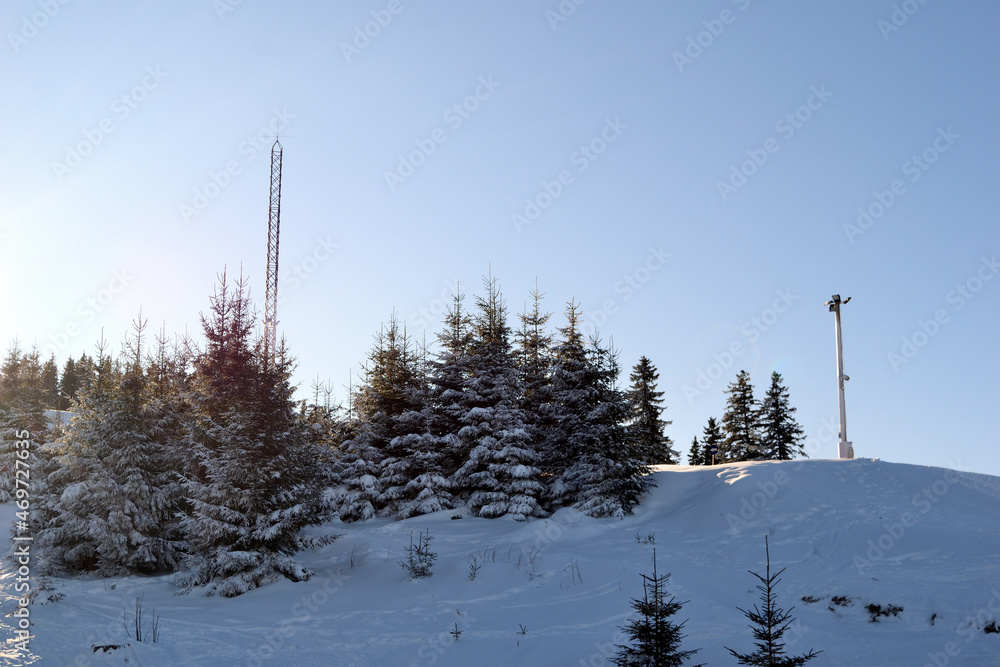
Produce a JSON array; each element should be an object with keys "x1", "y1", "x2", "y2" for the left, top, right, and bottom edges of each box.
[{"x1": 263, "y1": 138, "x2": 283, "y2": 363}]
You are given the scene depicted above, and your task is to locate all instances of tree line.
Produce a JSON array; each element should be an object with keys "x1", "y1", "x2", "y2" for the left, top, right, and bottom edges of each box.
[
  {"x1": 0, "y1": 270, "x2": 807, "y2": 596},
  {"x1": 687, "y1": 370, "x2": 806, "y2": 466}
]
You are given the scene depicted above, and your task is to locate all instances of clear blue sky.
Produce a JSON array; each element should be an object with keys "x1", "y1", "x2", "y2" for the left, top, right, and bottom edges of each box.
[{"x1": 2, "y1": 1, "x2": 997, "y2": 475}]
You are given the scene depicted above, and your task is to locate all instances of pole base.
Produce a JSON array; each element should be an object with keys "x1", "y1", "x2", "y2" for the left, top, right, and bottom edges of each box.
[{"x1": 839, "y1": 440, "x2": 854, "y2": 459}]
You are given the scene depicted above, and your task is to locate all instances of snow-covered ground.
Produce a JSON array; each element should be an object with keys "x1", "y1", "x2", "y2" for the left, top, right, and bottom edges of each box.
[{"x1": 4, "y1": 458, "x2": 1000, "y2": 666}]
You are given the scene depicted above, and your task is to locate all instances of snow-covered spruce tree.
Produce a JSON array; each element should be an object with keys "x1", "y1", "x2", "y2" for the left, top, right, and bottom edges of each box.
[
  {"x1": 450, "y1": 274, "x2": 545, "y2": 521},
  {"x1": 701, "y1": 417, "x2": 723, "y2": 466},
  {"x1": 626, "y1": 356, "x2": 676, "y2": 465},
  {"x1": 726, "y1": 536, "x2": 821, "y2": 666},
  {"x1": 178, "y1": 272, "x2": 334, "y2": 596},
  {"x1": 613, "y1": 549, "x2": 702, "y2": 666},
  {"x1": 757, "y1": 372, "x2": 806, "y2": 461},
  {"x1": 337, "y1": 313, "x2": 424, "y2": 520},
  {"x1": 570, "y1": 338, "x2": 651, "y2": 519},
  {"x1": 543, "y1": 299, "x2": 598, "y2": 509},
  {"x1": 34, "y1": 319, "x2": 186, "y2": 576},
  {"x1": 514, "y1": 283, "x2": 555, "y2": 460},
  {"x1": 0, "y1": 342, "x2": 51, "y2": 502},
  {"x1": 390, "y1": 290, "x2": 477, "y2": 519},
  {"x1": 721, "y1": 370, "x2": 761, "y2": 462}
]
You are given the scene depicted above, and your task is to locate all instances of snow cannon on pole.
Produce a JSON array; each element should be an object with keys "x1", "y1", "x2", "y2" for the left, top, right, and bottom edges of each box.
[{"x1": 825, "y1": 295, "x2": 853, "y2": 459}]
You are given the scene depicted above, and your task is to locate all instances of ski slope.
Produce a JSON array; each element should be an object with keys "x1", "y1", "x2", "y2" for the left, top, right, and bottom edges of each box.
[{"x1": 4, "y1": 458, "x2": 1000, "y2": 666}]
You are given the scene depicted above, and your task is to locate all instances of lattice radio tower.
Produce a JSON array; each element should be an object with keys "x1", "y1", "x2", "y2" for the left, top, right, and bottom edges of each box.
[{"x1": 263, "y1": 138, "x2": 283, "y2": 364}]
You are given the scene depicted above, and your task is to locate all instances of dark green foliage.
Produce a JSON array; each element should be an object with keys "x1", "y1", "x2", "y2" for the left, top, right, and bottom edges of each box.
[
  {"x1": 726, "y1": 536, "x2": 821, "y2": 666},
  {"x1": 721, "y1": 371, "x2": 761, "y2": 462},
  {"x1": 701, "y1": 417, "x2": 723, "y2": 465},
  {"x1": 757, "y1": 372, "x2": 806, "y2": 460},
  {"x1": 178, "y1": 271, "x2": 335, "y2": 596},
  {"x1": 614, "y1": 549, "x2": 702, "y2": 666},
  {"x1": 626, "y1": 356, "x2": 676, "y2": 465},
  {"x1": 687, "y1": 437, "x2": 701, "y2": 466}
]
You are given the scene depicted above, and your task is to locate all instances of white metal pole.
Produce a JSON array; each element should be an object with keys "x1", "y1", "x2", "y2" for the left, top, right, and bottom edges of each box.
[{"x1": 831, "y1": 298, "x2": 853, "y2": 459}]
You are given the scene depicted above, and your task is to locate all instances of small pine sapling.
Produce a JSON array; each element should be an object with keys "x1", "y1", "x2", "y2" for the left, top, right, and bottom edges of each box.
[
  {"x1": 726, "y1": 536, "x2": 820, "y2": 666},
  {"x1": 399, "y1": 529, "x2": 437, "y2": 578},
  {"x1": 613, "y1": 549, "x2": 702, "y2": 666}
]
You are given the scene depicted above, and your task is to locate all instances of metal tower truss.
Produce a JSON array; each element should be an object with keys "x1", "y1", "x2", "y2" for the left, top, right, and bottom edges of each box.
[{"x1": 263, "y1": 139, "x2": 282, "y2": 363}]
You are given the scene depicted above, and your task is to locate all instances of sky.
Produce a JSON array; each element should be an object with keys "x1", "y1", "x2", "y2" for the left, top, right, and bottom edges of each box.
[{"x1": 1, "y1": 1, "x2": 997, "y2": 476}]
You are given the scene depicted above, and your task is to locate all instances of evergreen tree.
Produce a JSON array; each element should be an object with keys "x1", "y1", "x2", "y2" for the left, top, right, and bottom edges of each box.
[
  {"x1": 571, "y1": 339, "x2": 651, "y2": 518},
  {"x1": 757, "y1": 372, "x2": 806, "y2": 461},
  {"x1": 58, "y1": 357, "x2": 79, "y2": 410},
  {"x1": 701, "y1": 417, "x2": 723, "y2": 466},
  {"x1": 544, "y1": 299, "x2": 596, "y2": 509},
  {"x1": 721, "y1": 371, "x2": 761, "y2": 462},
  {"x1": 687, "y1": 437, "x2": 701, "y2": 466},
  {"x1": 40, "y1": 354, "x2": 59, "y2": 409},
  {"x1": 392, "y1": 289, "x2": 474, "y2": 519},
  {"x1": 34, "y1": 324, "x2": 185, "y2": 576},
  {"x1": 514, "y1": 283, "x2": 554, "y2": 472},
  {"x1": 450, "y1": 274, "x2": 545, "y2": 521},
  {"x1": 178, "y1": 271, "x2": 334, "y2": 596},
  {"x1": 337, "y1": 313, "x2": 424, "y2": 520},
  {"x1": 614, "y1": 549, "x2": 702, "y2": 666},
  {"x1": 626, "y1": 356, "x2": 676, "y2": 465},
  {"x1": 726, "y1": 536, "x2": 821, "y2": 666},
  {"x1": 0, "y1": 342, "x2": 50, "y2": 502}
]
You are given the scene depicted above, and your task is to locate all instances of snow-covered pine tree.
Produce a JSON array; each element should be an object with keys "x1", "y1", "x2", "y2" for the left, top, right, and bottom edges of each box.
[
  {"x1": 392, "y1": 290, "x2": 474, "y2": 519},
  {"x1": 178, "y1": 271, "x2": 334, "y2": 596},
  {"x1": 543, "y1": 299, "x2": 597, "y2": 509},
  {"x1": 757, "y1": 372, "x2": 806, "y2": 461},
  {"x1": 721, "y1": 371, "x2": 761, "y2": 462},
  {"x1": 34, "y1": 319, "x2": 185, "y2": 576},
  {"x1": 626, "y1": 356, "x2": 676, "y2": 465},
  {"x1": 337, "y1": 313, "x2": 424, "y2": 520},
  {"x1": 450, "y1": 274, "x2": 545, "y2": 521},
  {"x1": 701, "y1": 417, "x2": 723, "y2": 466},
  {"x1": 0, "y1": 342, "x2": 51, "y2": 503},
  {"x1": 613, "y1": 549, "x2": 702, "y2": 666},
  {"x1": 514, "y1": 282, "x2": 554, "y2": 467},
  {"x1": 726, "y1": 536, "x2": 821, "y2": 666},
  {"x1": 570, "y1": 338, "x2": 651, "y2": 519}
]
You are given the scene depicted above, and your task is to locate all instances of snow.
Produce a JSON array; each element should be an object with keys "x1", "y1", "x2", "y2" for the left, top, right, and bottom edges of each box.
[{"x1": 5, "y1": 458, "x2": 1000, "y2": 665}]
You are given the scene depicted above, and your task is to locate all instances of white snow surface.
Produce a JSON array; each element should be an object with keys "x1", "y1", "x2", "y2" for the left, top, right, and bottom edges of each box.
[{"x1": 4, "y1": 458, "x2": 1000, "y2": 665}]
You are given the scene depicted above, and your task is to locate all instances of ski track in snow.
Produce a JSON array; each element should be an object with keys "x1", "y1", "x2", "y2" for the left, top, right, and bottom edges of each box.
[{"x1": 3, "y1": 459, "x2": 1000, "y2": 665}]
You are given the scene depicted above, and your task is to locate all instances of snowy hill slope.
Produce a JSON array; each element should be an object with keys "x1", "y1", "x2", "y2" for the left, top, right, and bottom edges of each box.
[{"x1": 4, "y1": 458, "x2": 1000, "y2": 666}]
